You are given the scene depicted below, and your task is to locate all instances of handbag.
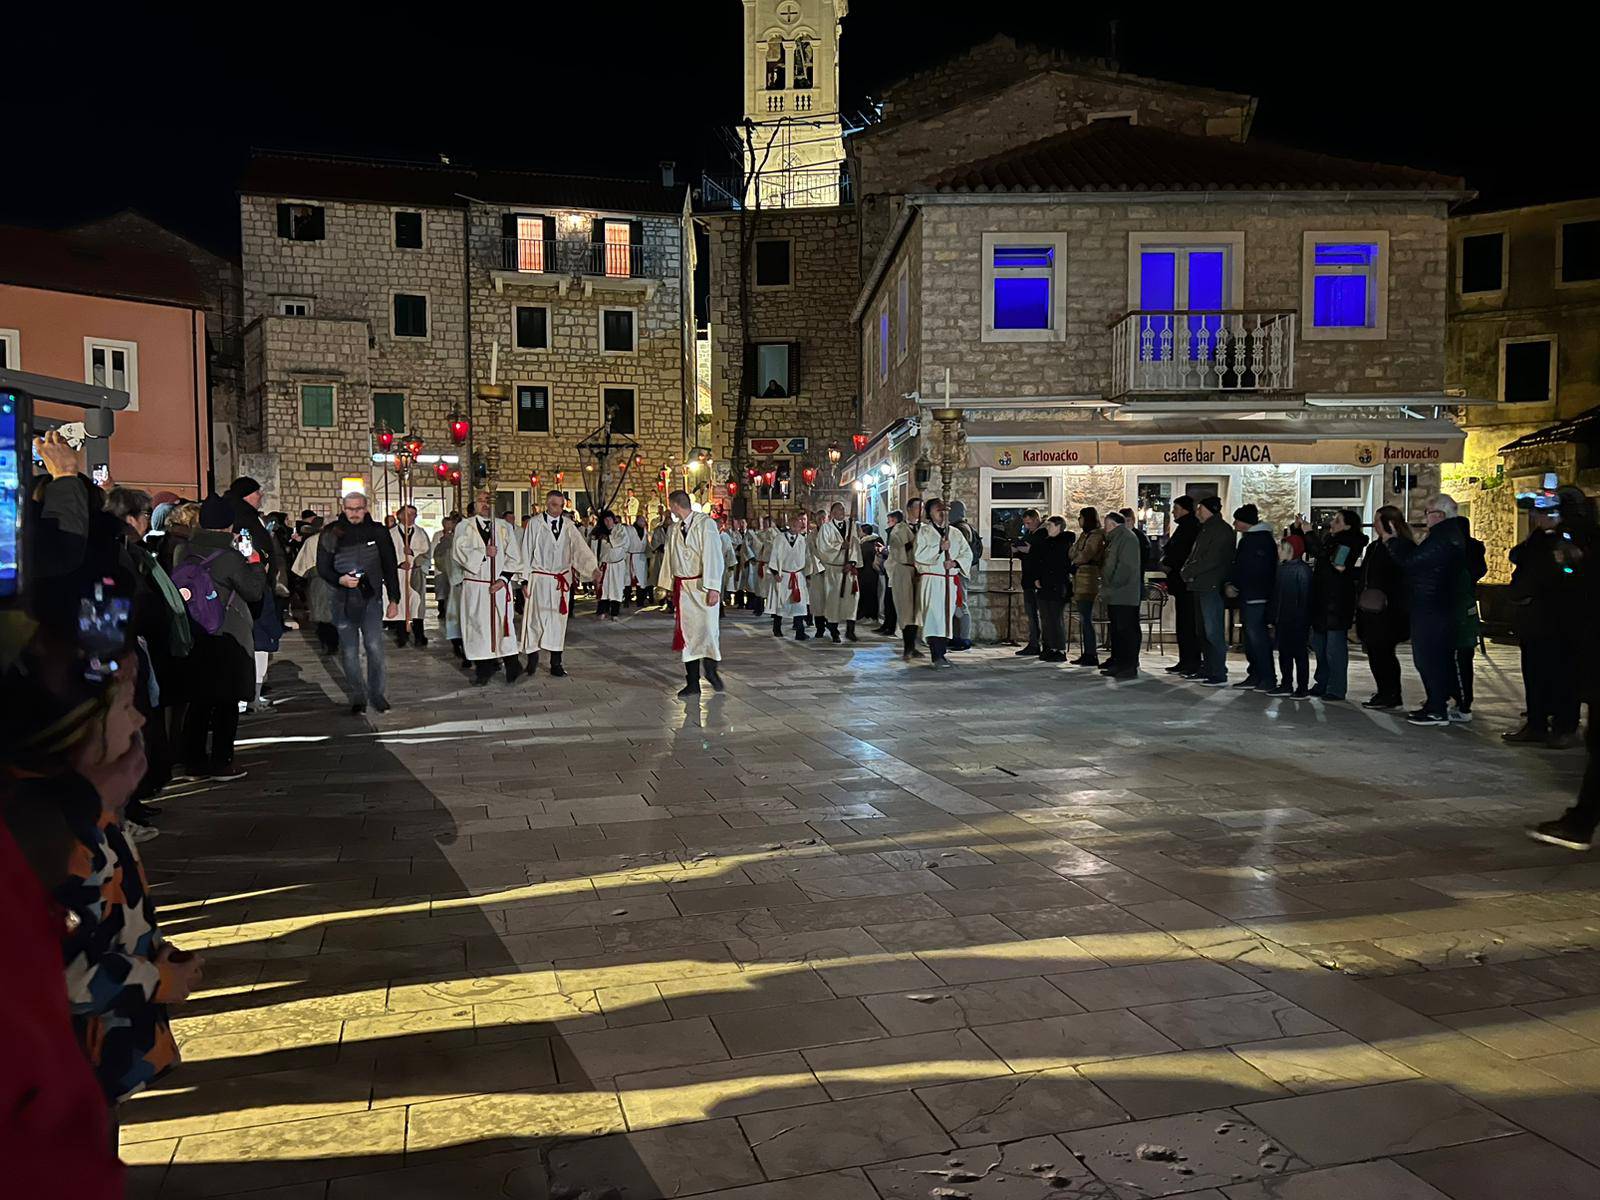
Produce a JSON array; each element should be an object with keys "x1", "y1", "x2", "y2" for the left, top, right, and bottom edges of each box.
[{"x1": 1357, "y1": 587, "x2": 1387, "y2": 614}]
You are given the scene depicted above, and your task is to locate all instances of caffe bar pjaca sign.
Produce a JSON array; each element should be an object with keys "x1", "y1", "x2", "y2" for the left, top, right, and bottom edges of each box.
[{"x1": 976, "y1": 437, "x2": 1461, "y2": 471}]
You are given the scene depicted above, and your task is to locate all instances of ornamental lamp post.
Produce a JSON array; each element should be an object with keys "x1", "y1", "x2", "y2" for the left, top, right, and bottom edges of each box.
[{"x1": 449, "y1": 413, "x2": 471, "y2": 446}]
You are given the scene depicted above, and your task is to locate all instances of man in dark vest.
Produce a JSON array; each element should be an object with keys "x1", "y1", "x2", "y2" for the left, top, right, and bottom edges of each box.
[{"x1": 316, "y1": 491, "x2": 401, "y2": 714}]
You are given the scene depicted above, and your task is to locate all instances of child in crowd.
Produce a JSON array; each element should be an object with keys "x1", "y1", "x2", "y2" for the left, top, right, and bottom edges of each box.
[{"x1": 1268, "y1": 532, "x2": 1313, "y2": 698}]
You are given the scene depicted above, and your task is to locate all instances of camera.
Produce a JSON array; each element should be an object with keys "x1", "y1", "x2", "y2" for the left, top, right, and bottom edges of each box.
[{"x1": 1516, "y1": 471, "x2": 1561, "y2": 512}]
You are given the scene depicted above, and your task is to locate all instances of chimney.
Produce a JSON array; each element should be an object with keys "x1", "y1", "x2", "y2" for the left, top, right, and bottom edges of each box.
[{"x1": 659, "y1": 160, "x2": 677, "y2": 187}]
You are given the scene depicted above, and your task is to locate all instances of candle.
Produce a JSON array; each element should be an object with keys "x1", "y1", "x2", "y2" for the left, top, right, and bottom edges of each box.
[
  {"x1": 490, "y1": 339, "x2": 500, "y2": 385},
  {"x1": 944, "y1": 366, "x2": 952, "y2": 403}
]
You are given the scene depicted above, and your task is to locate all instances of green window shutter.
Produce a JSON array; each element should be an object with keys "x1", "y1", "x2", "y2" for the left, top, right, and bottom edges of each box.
[
  {"x1": 277, "y1": 204, "x2": 292, "y2": 237},
  {"x1": 372, "y1": 392, "x2": 404, "y2": 431},
  {"x1": 301, "y1": 385, "x2": 334, "y2": 427}
]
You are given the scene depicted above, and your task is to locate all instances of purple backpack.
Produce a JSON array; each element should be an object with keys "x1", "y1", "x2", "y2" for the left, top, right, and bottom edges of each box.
[{"x1": 170, "y1": 550, "x2": 232, "y2": 635}]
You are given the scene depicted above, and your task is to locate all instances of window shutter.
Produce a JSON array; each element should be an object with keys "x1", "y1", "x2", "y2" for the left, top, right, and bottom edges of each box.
[
  {"x1": 789, "y1": 341, "x2": 800, "y2": 395},
  {"x1": 307, "y1": 208, "x2": 325, "y2": 240},
  {"x1": 277, "y1": 204, "x2": 292, "y2": 237},
  {"x1": 591, "y1": 218, "x2": 606, "y2": 275},
  {"x1": 542, "y1": 215, "x2": 556, "y2": 244},
  {"x1": 628, "y1": 220, "x2": 644, "y2": 276},
  {"x1": 501, "y1": 213, "x2": 516, "y2": 269}
]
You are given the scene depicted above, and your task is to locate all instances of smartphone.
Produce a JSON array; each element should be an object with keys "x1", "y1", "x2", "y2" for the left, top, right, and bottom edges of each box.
[
  {"x1": 235, "y1": 530, "x2": 254, "y2": 559},
  {"x1": 91, "y1": 464, "x2": 110, "y2": 487},
  {"x1": 0, "y1": 390, "x2": 27, "y2": 601}
]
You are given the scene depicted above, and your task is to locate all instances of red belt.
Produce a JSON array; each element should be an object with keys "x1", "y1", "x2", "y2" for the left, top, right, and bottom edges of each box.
[
  {"x1": 928, "y1": 570, "x2": 965, "y2": 607},
  {"x1": 532, "y1": 569, "x2": 571, "y2": 615},
  {"x1": 785, "y1": 570, "x2": 803, "y2": 603},
  {"x1": 843, "y1": 562, "x2": 860, "y2": 595},
  {"x1": 671, "y1": 574, "x2": 701, "y2": 650}
]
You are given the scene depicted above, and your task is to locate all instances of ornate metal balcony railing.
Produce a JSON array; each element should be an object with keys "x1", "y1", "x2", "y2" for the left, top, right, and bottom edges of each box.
[
  {"x1": 1110, "y1": 310, "x2": 1297, "y2": 398},
  {"x1": 496, "y1": 237, "x2": 660, "y2": 279},
  {"x1": 696, "y1": 166, "x2": 853, "y2": 212}
]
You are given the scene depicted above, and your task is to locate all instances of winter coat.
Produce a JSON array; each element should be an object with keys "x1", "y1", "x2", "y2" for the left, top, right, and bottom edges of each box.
[
  {"x1": 1271, "y1": 559, "x2": 1313, "y2": 650},
  {"x1": 1180, "y1": 516, "x2": 1237, "y2": 593},
  {"x1": 1387, "y1": 520, "x2": 1463, "y2": 618},
  {"x1": 1354, "y1": 535, "x2": 1409, "y2": 645},
  {"x1": 1308, "y1": 527, "x2": 1369, "y2": 631},
  {"x1": 175, "y1": 529, "x2": 266, "y2": 656},
  {"x1": 1507, "y1": 527, "x2": 1580, "y2": 638},
  {"x1": 1017, "y1": 526, "x2": 1050, "y2": 587},
  {"x1": 1162, "y1": 513, "x2": 1200, "y2": 593},
  {"x1": 1227, "y1": 524, "x2": 1278, "y2": 604},
  {"x1": 1032, "y1": 532, "x2": 1074, "y2": 600},
  {"x1": 1448, "y1": 517, "x2": 1487, "y2": 650},
  {"x1": 1070, "y1": 528, "x2": 1105, "y2": 600},
  {"x1": 1100, "y1": 523, "x2": 1144, "y2": 607}
]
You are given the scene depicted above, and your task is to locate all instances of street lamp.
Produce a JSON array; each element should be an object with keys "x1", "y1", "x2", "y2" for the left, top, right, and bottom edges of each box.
[
  {"x1": 826, "y1": 442, "x2": 842, "y2": 466},
  {"x1": 448, "y1": 412, "x2": 471, "y2": 445}
]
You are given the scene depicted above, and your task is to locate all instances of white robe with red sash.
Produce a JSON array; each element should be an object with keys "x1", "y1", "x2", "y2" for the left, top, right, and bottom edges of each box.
[
  {"x1": 765, "y1": 528, "x2": 811, "y2": 618},
  {"x1": 815, "y1": 519, "x2": 862, "y2": 625},
  {"x1": 452, "y1": 515, "x2": 524, "y2": 661},
  {"x1": 660, "y1": 512, "x2": 725, "y2": 661},
  {"x1": 389, "y1": 523, "x2": 431, "y2": 622},
  {"x1": 914, "y1": 519, "x2": 973, "y2": 641},
  {"x1": 597, "y1": 523, "x2": 629, "y2": 604},
  {"x1": 622, "y1": 523, "x2": 650, "y2": 594},
  {"x1": 518, "y1": 515, "x2": 598, "y2": 653}
]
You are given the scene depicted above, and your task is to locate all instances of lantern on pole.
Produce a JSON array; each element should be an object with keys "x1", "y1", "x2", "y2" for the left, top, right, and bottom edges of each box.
[
  {"x1": 448, "y1": 413, "x2": 471, "y2": 445},
  {"x1": 826, "y1": 442, "x2": 842, "y2": 466},
  {"x1": 434, "y1": 460, "x2": 450, "y2": 480},
  {"x1": 375, "y1": 426, "x2": 396, "y2": 452},
  {"x1": 852, "y1": 432, "x2": 869, "y2": 453},
  {"x1": 726, "y1": 480, "x2": 739, "y2": 498},
  {"x1": 801, "y1": 465, "x2": 818, "y2": 487},
  {"x1": 554, "y1": 470, "x2": 564, "y2": 487},
  {"x1": 762, "y1": 467, "x2": 778, "y2": 488},
  {"x1": 530, "y1": 471, "x2": 541, "y2": 490},
  {"x1": 403, "y1": 433, "x2": 425, "y2": 459}
]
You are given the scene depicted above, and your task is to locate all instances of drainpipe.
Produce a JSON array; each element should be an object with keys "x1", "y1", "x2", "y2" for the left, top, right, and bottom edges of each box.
[{"x1": 462, "y1": 203, "x2": 473, "y2": 509}]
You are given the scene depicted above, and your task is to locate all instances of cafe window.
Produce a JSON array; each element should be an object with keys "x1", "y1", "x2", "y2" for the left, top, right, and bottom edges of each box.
[
  {"x1": 984, "y1": 475, "x2": 1051, "y2": 572},
  {"x1": 1309, "y1": 475, "x2": 1367, "y2": 530},
  {"x1": 371, "y1": 391, "x2": 404, "y2": 433}
]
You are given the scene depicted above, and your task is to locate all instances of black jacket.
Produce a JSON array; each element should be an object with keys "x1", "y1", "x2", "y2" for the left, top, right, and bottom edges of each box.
[
  {"x1": 1016, "y1": 526, "x2": 1050, "y2": 587},
  {"x1": 1162, "y1": 513, "x2": 1200, "y2": 593},
  {"x1": 1308, "y1": 527, "x2": 1369, "y2": 631},
  {"x1": 1388, "y1": 519, "x2": 1464, "y2": 616},
  {"x1": 1228, "y1": 525, "x2": 1278, "y2": 604},
  {"x1": 1031, "y1": 533, "x2": 1075, "y2": 599},
  {"x1": 1355, "y1": 535, "x2": 1409, "y2": 644},
  {"x1": 317, "y1": 517, "x2": 401, "y2": 608}
]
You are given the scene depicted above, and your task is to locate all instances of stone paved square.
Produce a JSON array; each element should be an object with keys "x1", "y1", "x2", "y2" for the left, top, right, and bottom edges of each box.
[{"x1": 120, "y1": 609, "x2": 1599, "y2": 1198}]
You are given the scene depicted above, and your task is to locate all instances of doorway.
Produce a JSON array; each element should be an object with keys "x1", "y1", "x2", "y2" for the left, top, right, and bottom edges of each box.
[{"x1": 1134, "y1": 475, "x2": 1226, "y2": 542}]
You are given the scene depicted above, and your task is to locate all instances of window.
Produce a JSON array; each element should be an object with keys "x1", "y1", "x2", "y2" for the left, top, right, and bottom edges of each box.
[
  {"x1": 275, "y1": 296, "x2": 313, "y2": 317},
  {"x1": 896, "y1": 264, "x2": 910, "y2": 361},
  {"x1": 981, "y1": 233, "x2": 1067, "y2": 342},
  {"x1": 755, "y1": 239, "x2": 792, "y2": 288},
  {"x1": 600, "y1": 308, "x2": 636, "y2": 353},
  {"x1": 602, "y1": 386, "x2": 637, "y2": 434},
  {"x1": 1309, "y1": 476, "x2": 1366, "y2": 531},
  {"x1": 752, "y1": 343, "x2": 796, "y2": 398},
  {"x1": 793, "y1": 36, "x2": 814, "y2": 89},
  {"x1": 764, "y1": 35, "x2": 785, "y2": 90},
  {"x1": 394, "y1": 211, "x2": 423, "y2": 249},
  {"x1": 516, "y1": 384, "x2": 551, "y2": 433},
  {"x1": 1302, "y1": 231, "x2": 1389, "y2": 339},
  {"x1": 1500, "y1": 336, "x2": 1556, "y2": 404},
  {"x1": 300, "y1": 384, "x2": 335, "y2": 427},
  {"x1": 1558, "y1": 219, "x2": 1600, "y2": 284},
  {"x1": 83, "y1": 338, "x2": 138, "y2": 411},
  {"x1": 504, "y1": 213, "x2": 553, "y2": 272},
  {"x1": 276, "y1": 203, "x2": 325, "y2": 241},
  {"x1": 372, "y1": 392, "x2": 405, "y2": 433},
  {"x1": 0, "y1": 328, "x2": 18, "y2": 369},
  {"x1": 514, "y1": 305, "x2": 548, "y2": 350},
  {"x1": 878, "y1": 308, "x2": 890, "y2": 381},
  {"x1": 1129, "y1": 235, "x2": 1242, "y2": 360},
  {"x1": 392, "y1": 293, "x2": 428, "y2": 339},
  {"x1": 593, "y1": 219, "x2": 641, "y2": 278},
  {"x1": 1458, "y1": 232, "x2": 1505, "y2": 295},
  {"x1": 985, "y1": 476, "x2": 1051, "y2": 572}
]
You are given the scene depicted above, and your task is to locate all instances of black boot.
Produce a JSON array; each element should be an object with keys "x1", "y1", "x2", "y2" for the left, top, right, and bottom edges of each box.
[
  {"x1": 930, "y1": 636, "x2": 952, "y2": 667},
  {"x1": 392, "y1": 621, "x2": 409, "y2": 648},
  {"x1": 678, "y1": 660, "x2": 701, "y2": 697},
  {"x1": 753, "y1": 598, "x2": 765, "y2": 617},
  {"x1": 773, "y1": 616, "x2": 783, "y2": 637},
  {"x1": 794, "y1": 617, "x2": 809, "y2": 641},
  {"x1": 450, "y1": 637, "x2": 464, "y2": 660},
  {"x1": 703, "y1": 658, "x2": 725, "y2": 692},
  {"x1": 550, "y1": 651, "x2": 567, "y2": 678},
  {"x1": 902, "y1": 625, "x2": 924, "y2": 661},
  {"x1": 526, "y1": 652, "x2": 539, "y2": 677},
  {"x1": 473, "y1": 660, "x2": 496, "y2": 686},
  {"x1": 504, "y1": 655, "x2": 523, "y2": 684},
  {"x1": 411, "y1": 618, "x2": 428, "y2": 647},
  {"x1": 845, "y1": 621, "x2": 858, "y2": 643}
]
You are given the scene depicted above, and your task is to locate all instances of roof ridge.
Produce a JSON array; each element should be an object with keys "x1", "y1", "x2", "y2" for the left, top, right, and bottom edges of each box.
[{"x1": 248, "y1": 148, "x2": 667, "y2": 189}]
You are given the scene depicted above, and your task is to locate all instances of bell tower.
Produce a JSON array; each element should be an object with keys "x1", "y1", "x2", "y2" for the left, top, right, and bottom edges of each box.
[{"x1": 741, "y1": 0, "x2": 847, "y2": 207}]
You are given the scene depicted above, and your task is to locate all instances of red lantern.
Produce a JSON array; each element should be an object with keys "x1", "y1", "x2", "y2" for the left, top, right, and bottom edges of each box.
[
  {"x1": 554, "y1": 470, "x2": 564, "y2": 486},
  {"x1": 801, "y1": 466, "x2": 818, "y2": 486},
  {"x1": 746, "y1": 467, "x2": 759, "y2": 481},
  {"x1": 449, "y1": 468, "x2": 462, "y2": 484},
  {"x1": 376, "y1": 428, "x2": 395, "y2": 452},
  {"x1": 530, "y1": 472, "x2": 541, "y2": 490},
  {"x1": 449, "y1": 415, "x2": 470, "y2": 445},
  {"x1": 404, "y1": 434, "x2": 425, "y2": 458},
  {"x1": 656, "y1": 479, "x2": 666, "y2": 492},
  {"x1": 852, "y1": 432, "x2": 869, "y2": 452},
  {"x1": 434, "y1": 461, "x2": 450, "y2": 480},
  {"x1": 762, "y1": 468, "x2": 777, "y2": 488},
  {"x1": 726, "y1": 480, "x2": 739, "y2": 497},
  {"x1": 634, "y1": 454, "x2": 644, "y2": 466}
]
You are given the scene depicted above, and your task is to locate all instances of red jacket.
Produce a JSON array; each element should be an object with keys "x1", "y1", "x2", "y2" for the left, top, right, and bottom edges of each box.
[{"x1": 0, "y1": 814, "x2": 123, "y2": 1197}]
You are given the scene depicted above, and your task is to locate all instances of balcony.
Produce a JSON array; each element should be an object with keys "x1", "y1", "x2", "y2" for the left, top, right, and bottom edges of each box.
[
  {"x1": 489, "y1": 237, "x2": 664, "y2": 298},
  {"x1": 1109, "y1": 310, "x2": 1297, "y2": 402},
  {"x1": 697, "y1": 166, "x2": 853, "y2": 212}
]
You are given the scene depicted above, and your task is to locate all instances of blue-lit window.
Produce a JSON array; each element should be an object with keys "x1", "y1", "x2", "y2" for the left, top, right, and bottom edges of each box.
[
  {"x1": 879, "y1": 310, "x2": 890, "y2": 380},
  {"x1": 1310, "y1": 242, "x2": 1379, "y2": 329},
  {"x1": 1137, "y1": 245, "x2": 1231, "y2": 359},
  {"x1": 990, "y1": 243, "x2": 1055, "y2": 332}
]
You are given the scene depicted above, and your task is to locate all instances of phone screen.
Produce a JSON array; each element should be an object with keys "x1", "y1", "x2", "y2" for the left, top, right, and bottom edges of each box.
[{"x1": 0, "y1": 391, "x2": 24, "y2": 600}]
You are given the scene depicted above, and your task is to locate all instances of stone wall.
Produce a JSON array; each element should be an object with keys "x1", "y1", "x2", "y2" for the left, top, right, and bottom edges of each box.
[{"x1": 702, "y1": 206, "x2": 861, "y2": 512}]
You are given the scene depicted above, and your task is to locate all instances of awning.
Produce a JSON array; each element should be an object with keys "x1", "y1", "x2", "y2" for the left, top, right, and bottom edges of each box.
[
  {"x1": 967, "y1": 416, "x2": 1464, "y2": 471},
  {"x1": 1498, "y1": 404, "x2": 1600, "y2": 453}
]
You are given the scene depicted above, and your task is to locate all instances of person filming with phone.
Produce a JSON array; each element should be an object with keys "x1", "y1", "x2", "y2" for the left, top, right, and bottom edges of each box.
[{"x1": 316, "y1": 491, "x2": 401, "y2": 714}]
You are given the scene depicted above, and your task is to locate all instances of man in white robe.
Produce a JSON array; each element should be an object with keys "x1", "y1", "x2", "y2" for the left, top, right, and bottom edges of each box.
[
  {"x1": 748, "y1": 517, "x2": 774, "y2": 617},
  {"x1": 518, "y1": 491, "x2": 600, "y2": 677},
  {"x1": 887, "y1": 497, "x2": 924, "y2": 660},
  {"x1": 914, "y1": 497, "x2": 973, "y2": 669},
  {"x1": 766, "y1": 512, "x2": 813, "y2": 640},
  {"x1": 452, "y1": 491, "x2": 527, "y2": 685},
  {"x1": 623, "y1": 514, "x2": 651, "y2": 607},
  {"x1": 719, "y1": 520, "x2": 739, "y2": 607},
  {"x1": 815, "y1": 501, "x2": 863, "y2": 643},
  {"x1": 595, "y1": 511, "x2": 629, "y2": 619},
  {"x1": 660, "y1": 490, "x2": 725, "y2": 696},
  {"x1": 389, "y1": 504, "x2": 432, "y2": 648},
  {"x1": 649, "y1": 512, "x2": 671, "y2": 610}
]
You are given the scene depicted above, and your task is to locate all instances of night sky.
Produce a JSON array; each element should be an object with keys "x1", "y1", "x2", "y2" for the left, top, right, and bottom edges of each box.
[{"x1": 8, "y1": 4, "x2": 1589, "y2": 253}]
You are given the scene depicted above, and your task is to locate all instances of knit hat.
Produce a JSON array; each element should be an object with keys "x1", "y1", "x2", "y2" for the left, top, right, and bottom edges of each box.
[
  {"x1": 200, "y1": 494, "x2": 235, "y2": 529},
  {"x1": 1233, "y1": 504, "x2": 1260, "y2": 525},
  {"x1": 1285, "y1": 533, "x2": 1306, "y2": 559},
  {"x1": 228, "y1": 476, "x2": 262, "y2": 498},
  {"x1": 1198, "y1": 495, "x2": 1224, "y2": 514}
]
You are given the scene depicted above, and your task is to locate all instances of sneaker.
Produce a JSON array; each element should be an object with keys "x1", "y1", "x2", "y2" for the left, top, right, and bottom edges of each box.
[
  {"x1": 167, "y1": 771, "x2": 210, "y2": 786},
  {"x1": 127, "y1": 799, "x2": 162, "y2": 823},
  {"x1": 1526, "y1": 819, "x2": 1595, "y2": 852},
  {"x1": 1265, "y1": 683, "x2": 1293, "y2": 697},
  {"x1": 1502, "y1": 724, "x2": 1548, "y2": 744},
  {"x1": 209, "y1": 767, "x2": 249, "y2": 783},
  {"x1": 373, "y1": 697, "x2": 391, "y2": 713},
  {"x1": 1179, "y1": 670, "x2": 1204, "y2": 680},
  {"x1": 1308, "y1": 685, "x2": 1327, "y2": 698},
  {"x1": 1290, "y1": 688, "x2": 1310, "y2": 700},
  {"x1": 124, "y1": 820, "x2": 160, "y2": 844},
  {"x1": 1362, "y1": 696, "x2": 1401, "y2": 711},
  {"x1": 1448, "y1": 707, "x2": 1473, "y2": 724},
  {"x1": 1407, "y1": 709, "x2": 1449, "y2": 727},
  {"x1": 931, "y1": 658, "x2": 956, "y2": 669},
  {"x1": 1200, "y1": 677, "x2": 1229, "y2": 688},
  {"x1": 1232, "y1": 679, "x2": 1259, "y2": 690},
  {"x1": 1164, "y1": 664, "x2": 1188, "y2": 675},
  {"x1": 1015, "y1": 646, "x2": 1042, "y2": 657}
]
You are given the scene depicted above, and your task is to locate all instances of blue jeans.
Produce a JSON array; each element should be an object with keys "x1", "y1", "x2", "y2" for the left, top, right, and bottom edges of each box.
[
  {"x1": 1410, "y1": 615, "x2": 1454, "y2": 718},
  {"x1": 1077, "y1": 599, "x2": 1098, "y2": 659},
  {"x1": 1311, "y1": 628, "x2": 1348, "y2": 699},
  {"x1": 1197, "y1": 591, "x2": 1227, "y2": 679},
  {"x1": 1240, "y1": 602, "x2": 1274, "y2": 686},
  {"x1": 334, "y1": 594, "x2": 388, "y2": 705}
]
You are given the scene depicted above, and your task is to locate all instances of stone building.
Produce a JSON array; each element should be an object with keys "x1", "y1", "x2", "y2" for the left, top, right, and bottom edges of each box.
[
  {"x1": 842, "y1": 59, "x2": 1471, "y2": 640},
  {"x1": 239, "y1": 152, "x2": 690, "y2": 526},
  {"x1": 1444, "y1": 196, "x2": 1600, "y2": 582}
]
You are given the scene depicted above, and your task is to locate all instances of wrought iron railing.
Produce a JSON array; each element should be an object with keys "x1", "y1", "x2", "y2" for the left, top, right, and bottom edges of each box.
[
  {"x1": 697, "y1": 166, "x2": 853, "y2": 212},
  {"x1": 496, "y1": 237, "x2": 659, "y2": 278},
  {"x1": 1109, "y1": 310, "x2": 1297, "y2": 397}
]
